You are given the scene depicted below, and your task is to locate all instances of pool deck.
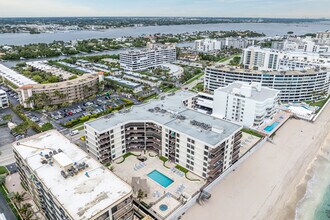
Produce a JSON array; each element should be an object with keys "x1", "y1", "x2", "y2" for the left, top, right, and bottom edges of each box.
[
  {"x1": 256, "y1": 111, "x2": 292, "y2": 136},
  {"x1": 112, "y1": 151, "x2": 205, "y2": 219}
]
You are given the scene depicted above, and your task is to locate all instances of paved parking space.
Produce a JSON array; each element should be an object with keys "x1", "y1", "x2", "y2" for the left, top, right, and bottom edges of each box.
[{"x1": 48, "y1": 92, "x2": 136, "y2": 127}]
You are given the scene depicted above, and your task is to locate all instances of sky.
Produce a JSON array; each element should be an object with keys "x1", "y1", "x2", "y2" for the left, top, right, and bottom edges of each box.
[{"x1": 0, "y1": 0, "x2": 329, "y2": 18}]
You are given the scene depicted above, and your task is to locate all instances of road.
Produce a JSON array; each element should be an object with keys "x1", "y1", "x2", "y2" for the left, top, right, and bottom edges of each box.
[{"x1": 0, "y1": 191, "x2": 16, "y2": 220}]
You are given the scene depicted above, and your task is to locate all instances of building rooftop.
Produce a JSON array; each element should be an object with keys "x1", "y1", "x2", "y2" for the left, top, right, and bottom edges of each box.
[
  {"x1": 86, "y1": 91, "x2": 242, "y2": 146},
  {"x1": 105, "y1": 75, "x2": 142, "y2": 88},
  {"x1": 216, "y1": 82, "x2": 280, "y2": 102},
  {"x1": 207, "y1": 65, "x2": 328, "y2": 76},
  {"x1": 13, "y1": 130, "x2": 132, "y2": 220},
  {"x1": 26, "y1": 61, "x2": 74, "y2": 80},
  {"x1": 20, "y1": 73, "x2": 99, "y2": 90},
  {"x1": 0, "y1": 64, "x2": 37, "y2": 87}
]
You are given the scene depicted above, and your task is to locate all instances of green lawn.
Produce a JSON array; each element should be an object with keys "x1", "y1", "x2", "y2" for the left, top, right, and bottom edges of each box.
[
  {"x1": 184, "y1": 73, "x2": 204, "y2": 85},
  {"x1": 241, "y1": 128, "x2": 264, "y2": 138},
  {"x1": 0, "y1": 166, "x2": 8, "y2": 175}
]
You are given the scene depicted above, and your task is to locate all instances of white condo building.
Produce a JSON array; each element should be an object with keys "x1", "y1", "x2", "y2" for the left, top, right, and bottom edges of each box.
[
  {"x1": 13, "y1": 130, "x2": 133, "y2": 220},
  {"x1": 204, "y1": 65, "x2": 330, "y2": 103},
  {"x1": 193, "y1": 37, "x2": 254, "y2": 53},
  {"x1": 85, "y1": 91, "x2": 243, "y2": 180},
  {"x1": 120, "y1": 43, "x2": 176, "y2": 71},
  {"x1": 212, "y1": 82, "x2": 280, "y2": 127},
  {"x1": 0, "y1": 89, "x2": 9, "y2": 109},
  {"x1": 193, "y1": 39, "x2": 221, "y2": 52},
  {"x1": 241, "y1": 46, "x2": 330, "y2": 71}
]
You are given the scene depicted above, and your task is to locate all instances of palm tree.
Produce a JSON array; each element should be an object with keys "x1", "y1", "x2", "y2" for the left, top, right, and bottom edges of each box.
[
  {"x1": 19, "y1": 203, "x2": 34, "y2": 219},
  {"x1": 13, "y1": 192, "x2": 27, "y2": 206}
]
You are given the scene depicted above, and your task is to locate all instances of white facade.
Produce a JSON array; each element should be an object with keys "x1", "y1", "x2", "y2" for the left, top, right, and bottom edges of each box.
[
  {"x1": 0, "y1": 64, "x2": 37, "y2": 88},
  {"x1": 193, "y1": 39, "x2": 221, "y2": 52},
  {"x1": 0, "y1": 89, "x2": 9, "y2": 109},
  {"x1": 212, "y1": 82, "x2": 280, "y2": 127},
  {"x1": 120, "y1": 43, "x2": 176, "y2": 71},
  {"x1": 13, "y1": 130, "x2": 133, "y2": 220},
  {"x1": 194, "y1": 37, "x2": 254, "y2": 53},
  {"x1": 242, "y1": 46, "x2": 330, "y2": 71},
  {"x1": 204, "y1": 65, "x2": 330, "y2": 103},
  {"x1": 85, "y1": 91, "x2": 242, "y2": 180}
]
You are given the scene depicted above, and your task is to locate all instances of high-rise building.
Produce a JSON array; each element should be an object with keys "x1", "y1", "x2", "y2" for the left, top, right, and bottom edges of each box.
[
  {"x1": 193, "y1": 39, "x2": 222, "y2": 52},
  {"x1": 84, "y1": 91, "x2": 242, "y2": 180},
  {"x1": 212, "y1": 82, "x2": 280, "y2": 127},
  {"x1": 241, "y1": 46, "x2": 330, "y2": 71},
  {"x1": 204, "y1": 65, "x2": 330, "y2": 103},
  {"x1": 119, "y1": 43, "x2": 176, "y2": 71},
  {"x1": 13, "y1": 130, "x2": 133, "y2": 220}
]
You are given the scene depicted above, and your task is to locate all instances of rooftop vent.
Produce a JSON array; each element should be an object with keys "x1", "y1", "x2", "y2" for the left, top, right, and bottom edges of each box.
[{"x1": 190, "y1": 120, "x2": 212, "y2": 130}]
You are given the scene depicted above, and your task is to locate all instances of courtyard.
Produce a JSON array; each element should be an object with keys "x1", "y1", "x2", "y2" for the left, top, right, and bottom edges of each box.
[{"x1": 112, "y1": 151, "x2": 205, "y2": 219}]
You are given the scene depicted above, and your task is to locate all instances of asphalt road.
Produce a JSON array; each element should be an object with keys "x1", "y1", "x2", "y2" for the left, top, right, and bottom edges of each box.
[{"x1": 0, "y1": 190, "x2": 16, "y2": 220}]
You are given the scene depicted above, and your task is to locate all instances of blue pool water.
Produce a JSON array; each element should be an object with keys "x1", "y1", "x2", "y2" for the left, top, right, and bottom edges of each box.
[
  {"x1": 147, "y1": 170, "x2": 174, "y2": 188},
  {"x1": 264, "y1": 121, "x2": 280, "y2": 132}
]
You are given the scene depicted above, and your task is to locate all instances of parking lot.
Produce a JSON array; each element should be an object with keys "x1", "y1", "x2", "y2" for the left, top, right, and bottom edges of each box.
[{"x1": 47, "y1": 92, "x2": 138, "y2": 127}]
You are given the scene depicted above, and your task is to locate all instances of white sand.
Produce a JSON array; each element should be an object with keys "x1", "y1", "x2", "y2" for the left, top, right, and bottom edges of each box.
[{"x1": 183, "y1": 104, "x2": 330, "y2": 220}]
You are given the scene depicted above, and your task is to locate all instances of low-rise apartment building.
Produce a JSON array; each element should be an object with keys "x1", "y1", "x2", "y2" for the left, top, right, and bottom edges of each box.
[
  {"x1": 85, "y1": 91, "x2": 242, "y2": 180},
  {"x1": 19, "y1": 73, "x2": 101, "y2": 108},
  {"x1": 0, "y1": 64, "x2": 37, "y2": 88},
  {"x1": 204, "y1": 65, "x2": 330, "y2": 103},
  {"x1": 120, "y1": 43, "x2": 176, "y2": 71},
  {"x1": 13, "y1": 130, "x2": 133, "y2": 220},
  {"x1": 0, "y1": 89, "x2": 9, "y2": 109},
  {"x1": 212, "y1": 82, "x2": 280, "y2": 127}
]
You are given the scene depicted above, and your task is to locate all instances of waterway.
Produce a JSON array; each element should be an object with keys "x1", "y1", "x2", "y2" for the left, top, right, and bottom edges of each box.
[{"x1": 1, "y1": 22, "x2": 330, "y2": 46}]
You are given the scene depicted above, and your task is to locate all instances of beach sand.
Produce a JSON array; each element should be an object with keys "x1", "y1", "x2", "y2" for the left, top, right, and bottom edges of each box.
[{"x1": 182, "y1": 104, "x2": 330, "y2": 220}]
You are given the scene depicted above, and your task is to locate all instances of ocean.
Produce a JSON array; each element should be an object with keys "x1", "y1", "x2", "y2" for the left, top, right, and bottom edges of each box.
[{"x1": 295, "y1": 135, "x2": 330, "y2": 220}]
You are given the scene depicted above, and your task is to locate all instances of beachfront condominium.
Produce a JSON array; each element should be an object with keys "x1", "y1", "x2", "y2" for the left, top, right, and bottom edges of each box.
[
  {"x1": 204, "y1": 65, "x2": 330, "y2": 103},
  {"x1": 119, "y1": 43, "x2": 176, "y2": 71},
  {"x1": 212, "y1": 82, "x2": 280, "y2": 127},
  {"x1": 0, "y1": 89, "x2": 9, "y2": 109},
  {"x1": 241, "y1": 46, "x2": 330, "y2": 71},
  {"x1": 13, "y1": 130, "x2": 133, "y2": 220},
  {"x1": 84, "y1": 91, "x2": 242, "y2": 180},
  {"x1": 19, "y1": 73, "x2": 103, "y2": 108}
]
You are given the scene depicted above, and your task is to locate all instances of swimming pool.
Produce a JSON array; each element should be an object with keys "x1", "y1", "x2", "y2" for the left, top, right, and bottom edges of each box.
[
  {"x1": 264, "y1": 121, "x2": 280, "y2": 132},
  {"x1": 147, "y1": 170, "x2": 174, "y2": 188}
]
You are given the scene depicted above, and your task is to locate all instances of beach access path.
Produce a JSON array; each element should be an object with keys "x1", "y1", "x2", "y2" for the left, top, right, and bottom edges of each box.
[{"x1": 183, "y1": 103, "x2": 330, "y2": 220}]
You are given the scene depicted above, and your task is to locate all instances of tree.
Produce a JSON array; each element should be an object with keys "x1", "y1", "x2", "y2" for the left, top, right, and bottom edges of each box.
[
  {"x1": 0, "y1": 175, "x2": 5, "y2": 185},
  {"x1": 137, "y1": 189, "x2": 145, "y2": 202},
  {"x1": 41, "y1": 122, "x2": 53, "y2": 132},
  {"x1": 13, "y1": 192, "x2": 27, "y2": 206},
  {"x1": 19, "y1": 203, "x2": 34, "y2": 219}
]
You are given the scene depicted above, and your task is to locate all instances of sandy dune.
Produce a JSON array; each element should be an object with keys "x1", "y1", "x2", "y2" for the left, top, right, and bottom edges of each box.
[{"x1": 183, "y1": 104, "x2": 330, "y2": 220}]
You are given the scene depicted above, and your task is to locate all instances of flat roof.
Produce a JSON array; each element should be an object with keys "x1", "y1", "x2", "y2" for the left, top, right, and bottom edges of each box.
[
  {"x1": 20, "y1": 74, "x2": 98, "y2": 90},
  {"x1": 216, "y1": 82, "x2": 280, "y2": 102},
  {"x1": 86, "y1": 91, "x2": 242, "y2": 146},
  {"x1": 13, "y1": 130, "x2": 132, "y2": 220},
  {"x1": 207, "y1": 65, "x2": 328, "y2": 76},
  {"x1": 105, "y1": 76, "x2": 141, "y2": 88},
  {"x1": 0, "y1": 64, "x2": 37, "y2": 87}
]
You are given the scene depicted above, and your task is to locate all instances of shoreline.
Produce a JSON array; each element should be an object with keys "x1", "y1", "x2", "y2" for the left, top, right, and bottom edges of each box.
[
  {"x1": 279, "y1": 131, "x2": 330, "y2": 220},
  {"x1": 182, "y1": 103, "x2": 330, "y2": 220}
]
